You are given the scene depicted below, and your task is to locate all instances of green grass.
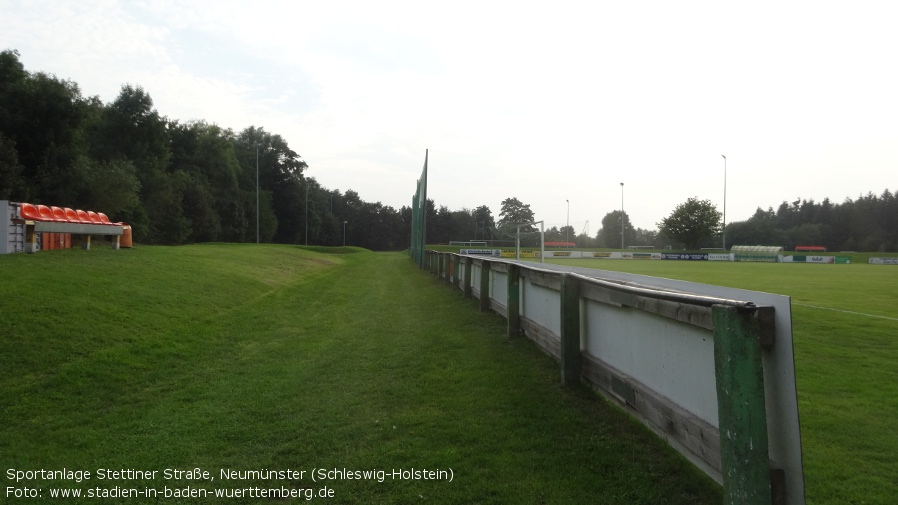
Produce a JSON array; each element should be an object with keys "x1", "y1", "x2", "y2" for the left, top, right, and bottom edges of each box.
[
  {"x1": 542, "y1": 258, "x2": 898, "y2": 505},
  {"x1": 1, "y1": 245, "x2": 721, "y2": 504}
]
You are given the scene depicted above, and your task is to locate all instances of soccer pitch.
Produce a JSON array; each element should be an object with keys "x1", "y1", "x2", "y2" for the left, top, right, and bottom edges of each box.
[{"x1": 543, "y1": 257, "x2": 898, "y2": 505}]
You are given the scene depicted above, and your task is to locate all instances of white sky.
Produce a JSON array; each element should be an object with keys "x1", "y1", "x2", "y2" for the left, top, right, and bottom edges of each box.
[{"x1": 2, "y1": 1, "x2": 896, "y2": 232}]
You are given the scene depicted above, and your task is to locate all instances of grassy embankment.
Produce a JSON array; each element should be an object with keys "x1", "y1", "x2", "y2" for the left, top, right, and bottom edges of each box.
[{"x1": 1, "y1": 245, "x2": 720, "y2": 504}]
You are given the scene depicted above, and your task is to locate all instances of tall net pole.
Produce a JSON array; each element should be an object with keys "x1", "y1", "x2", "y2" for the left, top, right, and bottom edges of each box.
[{"x1": 410, "y1": 150, "x2": 428, "y2": 267}]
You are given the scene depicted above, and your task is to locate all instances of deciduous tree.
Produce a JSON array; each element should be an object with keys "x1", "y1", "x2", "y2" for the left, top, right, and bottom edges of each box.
[
  {"x1": 497, "y1": 197, "x2": 536, "y2": 234},
  {"x1": 472, "y1": 205, "x2": 495, "y2": 241},
  {"x1": 596, "y1": 210, "x2": 635, "y2": 248},
  {"x1": 658, "y1": 197, "x2": 722, "y2": 250}
]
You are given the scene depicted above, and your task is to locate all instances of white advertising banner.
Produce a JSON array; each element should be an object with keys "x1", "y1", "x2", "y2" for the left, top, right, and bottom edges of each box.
[{"x1": 459, "y1": 248, "x2": 500, "y2": 257}]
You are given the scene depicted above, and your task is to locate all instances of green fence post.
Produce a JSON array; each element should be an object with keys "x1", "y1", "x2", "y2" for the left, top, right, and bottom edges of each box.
[
  {"x1": 560, "y1": 274, "x2": 581, "y2": 386},
  {"x1": 507, "y1": 264, "x2": 521, "y2": 338},
  {"x1": 479, "y1": 261, "x2": 491, "y2": 312},
  {"x1": 464, "y1": 256, "x2": 473, "y2": 298},
  {"x1": 713, "y1": 304, "x2": 771, "y2": 505}
]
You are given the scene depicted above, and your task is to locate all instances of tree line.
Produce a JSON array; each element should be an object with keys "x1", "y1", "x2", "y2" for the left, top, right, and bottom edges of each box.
[
  {"x1": 424, "y1": 193, "x2": 898, "y2": 253},
  {"x1": 0, "y1": 49, "x2": 409, "y2": 249},
  {"x1": 725, "y1": 194, "x2": 898, "y2": 252},
  {"x1": 3, "y1": 49, "x2": 894, "y2": 252}
]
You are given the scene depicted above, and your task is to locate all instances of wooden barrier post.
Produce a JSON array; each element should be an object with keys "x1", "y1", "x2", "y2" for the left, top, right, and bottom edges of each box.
[
  {"x1": 560, "y1": 274, "x2": 582, "y2": 386},
  {"x1": 464, "y1": 256, "x2": 473, "y2": 298},
  {"x1": 479, "y1": 261, "x2": 491, "y2": 312},
  {"x1": 507, "y1": 263, "x2": 521, "y2": 337},
  {"x1": 713, "y1": 304, "x2": 771, "y2": 505},
  {"x1": 444, "y1": 254, "x2": 451, "y2": 283}
]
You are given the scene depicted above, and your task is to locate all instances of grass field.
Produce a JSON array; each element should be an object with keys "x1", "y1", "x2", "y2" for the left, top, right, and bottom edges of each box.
[
  {"x1": 1, "y1": 245, "x2": 722, "y2": 504},
  {"x1": 541, "y1": 258, "x2": 898, "y2": 505}
]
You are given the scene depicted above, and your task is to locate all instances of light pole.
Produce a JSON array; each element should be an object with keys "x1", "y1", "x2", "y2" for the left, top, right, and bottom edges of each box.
[
  {"x1": 620, "y1": 182, "x2": 625, "y2": 250},
  {"x1": 566, "y1": 199, "x2": 570, "y2": 243},
  {"x1": 255, "y1": 144, "x2": 260, "y2": 244},
  {"x1": 721, "y1": 154, "x2": 727, "y2": 250},
  {"x1": 343, "y1": 221, "x2": 347, "y2": 247},
  {"x1": 304, "y1": 179, "x2": 309, "y2": 246}
]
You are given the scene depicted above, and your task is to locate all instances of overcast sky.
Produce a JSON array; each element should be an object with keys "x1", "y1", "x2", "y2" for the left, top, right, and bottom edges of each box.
[{"x1": 2, "y1": 1, "x2": 896, "y2": 232}]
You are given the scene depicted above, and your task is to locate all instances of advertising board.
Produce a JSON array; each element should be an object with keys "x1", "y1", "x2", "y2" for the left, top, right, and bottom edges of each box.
[
  {"x1": 459, "y1": 248, "x2": 500, "y2": 257},
  {"x1": 661, "y1": 253, "x2": 708, "y2": 260},
  {"x1": 621, "y1": 252, "x2": 660, "y2": 260},
  {"x1": 783, "y1": 255, "x2": 850, "y2": 264}
]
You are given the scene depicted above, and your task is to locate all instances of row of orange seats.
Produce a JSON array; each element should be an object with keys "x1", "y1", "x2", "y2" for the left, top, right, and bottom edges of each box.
[{"x1": 18, "y1": 202, "x2": 121, "y2": 226}]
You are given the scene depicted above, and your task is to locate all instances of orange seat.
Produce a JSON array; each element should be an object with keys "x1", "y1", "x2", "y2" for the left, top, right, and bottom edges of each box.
[
  {"x1": 51, "y1": 206, "x2": 68, "y2": 222},
  {"x1": 36, "y1": 205, "x2": 55, "y2": 221},
  {"x1": 97, "y1": 212, "x2": 113, "y2": 224},
  {"x1": 64, "y1": 208, "x2": 79, "y2": 222},
  {"x1": 20, "y1": 203, "x2": 41, "y2": 220},
  {"x1": 75, "y1": 210, "x2": 92, "y2": 224},
  {"x1": 87, "y1": 211, "x2": 101, "y2": 224}
]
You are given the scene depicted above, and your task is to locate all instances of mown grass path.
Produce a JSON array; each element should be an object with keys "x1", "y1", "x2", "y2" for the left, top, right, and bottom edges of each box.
[{"x1": 1, "y1": 246, "x2": 720, "y2": 504}]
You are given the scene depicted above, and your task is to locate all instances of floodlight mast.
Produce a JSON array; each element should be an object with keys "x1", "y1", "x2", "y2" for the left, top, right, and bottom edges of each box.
[
  {"x1": 721, "y1": 155, "x2": 727, "y2": 250},
  {"x1": 566, "y1": 199, "x2": 570, "y2": 243},
  {"x1": 256, "y1": 144, "x2": 260, "y2": 244},
  {"x1": 620, "y1": 182, "x2": 625, "y2": 250},
  {"x1": 515, "y1": 220, "x2": 545, "y2": 263}
]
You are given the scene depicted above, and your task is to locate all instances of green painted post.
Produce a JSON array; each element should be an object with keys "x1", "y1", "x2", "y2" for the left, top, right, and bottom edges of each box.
[
  {"x1": 560, "y1": 274, "x2": 581, "y2": 386},
  {"x1": 464, "y1": 256, "x2": 473, "y2": 298},
  {"x1": 713, "y1": 304, "x2": 772, "y2": 505},
  {"x1": 479, "y1": 261, "x2": 491, "y2": 311},
  {"x1": 507, "y1": 264, "x2": 521, "y2": 338}
]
